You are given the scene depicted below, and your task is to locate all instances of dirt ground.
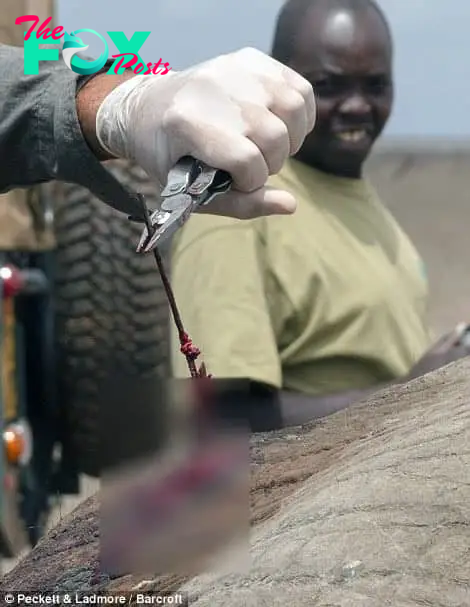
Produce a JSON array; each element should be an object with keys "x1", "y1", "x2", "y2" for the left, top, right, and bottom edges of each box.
[{"x1": 3, "y1": 143, "x2": 470, "y2": 576}]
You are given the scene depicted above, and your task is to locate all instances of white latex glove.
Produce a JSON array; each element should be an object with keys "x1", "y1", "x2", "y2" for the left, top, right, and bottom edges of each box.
[{"x1": 95, "y1": 47, "x2": 315, "y2": 219}]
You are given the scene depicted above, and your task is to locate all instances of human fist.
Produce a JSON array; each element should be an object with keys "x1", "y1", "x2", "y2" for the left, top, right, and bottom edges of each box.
[{"x1": 95, "y1": 47, "x2": 316, "y2": 219}]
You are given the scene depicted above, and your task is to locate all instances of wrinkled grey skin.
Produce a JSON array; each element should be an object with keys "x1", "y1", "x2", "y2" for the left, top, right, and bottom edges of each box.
[{"x1": 183, "y1": 358, "x2": 470, "y2": 606}]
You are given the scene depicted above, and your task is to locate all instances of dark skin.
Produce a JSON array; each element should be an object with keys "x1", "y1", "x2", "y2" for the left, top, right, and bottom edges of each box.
[
  {"x1": 289, "y1": 3, "x2": 393, "y2": 178},
  {"x1": 76, "y1": 71, "x2": 135, "y2": 160},
  {"x1": 246, "y1": 4, "x2": 469, "y2": 431}
]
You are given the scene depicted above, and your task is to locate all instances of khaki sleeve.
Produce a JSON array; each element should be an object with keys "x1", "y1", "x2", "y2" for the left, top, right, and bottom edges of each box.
[{"x1": 170, "y1": 217, "x2": 282, "y2": 388}]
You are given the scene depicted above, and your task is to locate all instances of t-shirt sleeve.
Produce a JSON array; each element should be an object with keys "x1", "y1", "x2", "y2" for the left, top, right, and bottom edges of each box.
[{"x1": 170, "y1": 217, "x2": 282, "y2": 388}]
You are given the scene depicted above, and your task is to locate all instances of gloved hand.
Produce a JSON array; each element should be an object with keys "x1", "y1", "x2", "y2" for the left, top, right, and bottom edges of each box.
[{"x1": 95, "y1": 47, "x2": 316, "y2": 219}]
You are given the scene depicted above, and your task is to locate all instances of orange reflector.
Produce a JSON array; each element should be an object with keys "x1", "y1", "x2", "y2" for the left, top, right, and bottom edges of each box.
[{"x1": 4, "y1": 428, "x2": 25, "y2": 464}]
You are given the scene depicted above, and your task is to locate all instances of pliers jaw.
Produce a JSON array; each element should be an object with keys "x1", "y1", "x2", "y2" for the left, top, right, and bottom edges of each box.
[
  {"x1": 135, "y1": 156, "x2": 232, "y2": 254},
  {"x1": 135, "y1": 194, "x2": 193, "y2": 253}
]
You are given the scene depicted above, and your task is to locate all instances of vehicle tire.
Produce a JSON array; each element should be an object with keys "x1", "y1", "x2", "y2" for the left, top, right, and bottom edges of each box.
[{"x1": 53, "y1": 161, "x2": 171, "y2": 477}]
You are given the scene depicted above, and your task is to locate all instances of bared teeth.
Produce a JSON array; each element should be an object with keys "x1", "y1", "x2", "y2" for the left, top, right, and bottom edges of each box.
[{"x1": 337, "y1": 130, "x2": 366, "y2": 142}]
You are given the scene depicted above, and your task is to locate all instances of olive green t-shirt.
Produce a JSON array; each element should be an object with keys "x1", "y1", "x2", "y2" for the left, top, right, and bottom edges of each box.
[{"x1": 170, "y1": 158, "x2": 432, "y2": 395}]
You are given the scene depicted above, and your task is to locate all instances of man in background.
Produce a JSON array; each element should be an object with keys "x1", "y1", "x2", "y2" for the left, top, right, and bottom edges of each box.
[{"x1": 170, "y1": 0, "x2": 469, "y2": 429}]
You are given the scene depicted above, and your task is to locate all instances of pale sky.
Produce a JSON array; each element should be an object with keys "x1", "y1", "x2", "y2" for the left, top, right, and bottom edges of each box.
[{"x1": 57, "y1": 0, "x2": 470, "y2": 138}]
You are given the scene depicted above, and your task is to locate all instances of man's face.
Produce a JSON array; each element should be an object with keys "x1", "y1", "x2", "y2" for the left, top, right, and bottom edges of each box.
[{"x1": 289, "y1": 7, "x2": 394, "y2": 178}]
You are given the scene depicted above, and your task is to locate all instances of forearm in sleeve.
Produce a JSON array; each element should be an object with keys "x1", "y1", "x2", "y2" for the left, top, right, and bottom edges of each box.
[{"x1": 0, "y1": 45, "x2": 138, "y2": 214}]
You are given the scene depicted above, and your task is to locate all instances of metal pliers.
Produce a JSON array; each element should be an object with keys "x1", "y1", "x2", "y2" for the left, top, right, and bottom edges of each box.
[{"x1": 136, "y1": 156, "x2": 232, "y2": 253}]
